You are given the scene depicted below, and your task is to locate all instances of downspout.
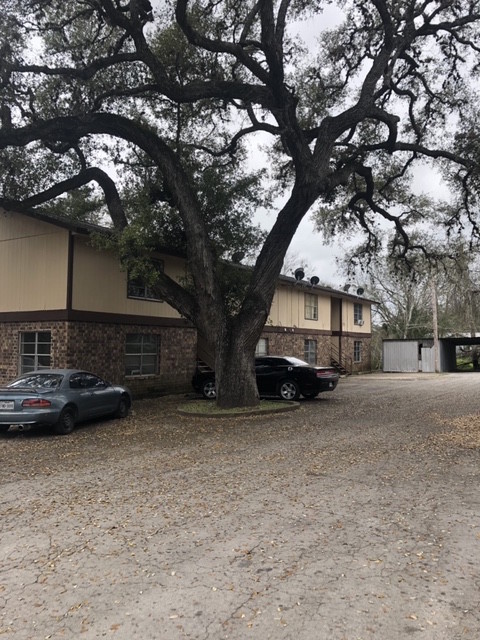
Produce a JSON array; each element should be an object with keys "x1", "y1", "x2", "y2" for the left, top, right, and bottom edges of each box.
[
  {"x1": 339, "y1": 298, "x2": 343, "y2": 367},
  {"x1": 431, "y1": 278, "x2": 440, "y2": 373},
  {"x1": 66, "y1": 231, "x2": 74, "y2": 314}
]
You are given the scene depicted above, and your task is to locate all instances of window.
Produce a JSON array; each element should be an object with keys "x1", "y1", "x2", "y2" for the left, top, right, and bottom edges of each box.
[
  {"x1": 9, "y1": 373, "x2": 61, "y2": 389},
  {"x1": 69, "y1": 373, "x2": 106, "y2": 389},
  {"x1": 19, "y1": 331, "x2": 51, "y2": 374},
  {"x1": 125, "y1": 334, "x2": 159, "y2": 376},
  {"x1": 354, "y1": 340, "x2": 362, "y2": 363},
  {"x1": 255, "y1": 338, "x2": 269, "y2": 357},
  {"x1": 305, "y1": 293, "x2": 318, "y2": 320},
  {"x1": 127, "y1": 259, "x2": 164, "y2": 301},
  {"x1": 354, "y1": 303, "x2": 363, "y2": 325},
  {"x1": 304, "y1": 339, "x2": 317, "y2": 365}
]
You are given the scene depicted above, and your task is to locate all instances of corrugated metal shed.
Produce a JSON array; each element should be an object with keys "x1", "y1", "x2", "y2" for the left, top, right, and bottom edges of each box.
[
  {"x1": 383, "y1": 340, "x2": 420, "y2": 372},
  {"x1": 382, "y1": 338, "x2": 474, "y2": 373},
  {"x1": 383, "y1": 339, "x2": 438, "y2": 372}
]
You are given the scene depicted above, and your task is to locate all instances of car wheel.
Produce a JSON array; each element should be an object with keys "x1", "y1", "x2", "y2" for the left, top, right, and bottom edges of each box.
[
  {"x1": 278, "y1": 380, "x2": 300, "y2": 401},
  {"x1": 115, "y1": 395, "x2": 130, "y2": 418},
  {"x1": 302, "y1": 392, "x2": 318, "y2": 400},
  {"x1": 202, "y1": 379, "x2": 217, "y2": 400},
  {"x1": 54, "y1": 407, "x2": 76, "y2": 435}
]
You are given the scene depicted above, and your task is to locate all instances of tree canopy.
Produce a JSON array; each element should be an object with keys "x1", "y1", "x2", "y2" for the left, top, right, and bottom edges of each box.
[{"x1": 1, "y1": 0, "x2": 480, "y2": 406}]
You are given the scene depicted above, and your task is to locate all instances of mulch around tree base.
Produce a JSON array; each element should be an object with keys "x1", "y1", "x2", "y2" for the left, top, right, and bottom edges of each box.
[{"x1": 177, "y1": 399, "x2": 300, "y2": 418}]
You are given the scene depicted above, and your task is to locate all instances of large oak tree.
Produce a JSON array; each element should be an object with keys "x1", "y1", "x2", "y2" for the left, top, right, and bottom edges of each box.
[{"x1": 1, "y1": 0, "x2": 480, "y2": 407}]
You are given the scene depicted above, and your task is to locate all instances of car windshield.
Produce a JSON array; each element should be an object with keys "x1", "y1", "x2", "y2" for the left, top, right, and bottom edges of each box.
[
  {"x1": 8, "y1": 373, "x2": 63, "y2": 389},
  {"x1": 283, "y1": 357, "x2": 309, "y2": 366}
]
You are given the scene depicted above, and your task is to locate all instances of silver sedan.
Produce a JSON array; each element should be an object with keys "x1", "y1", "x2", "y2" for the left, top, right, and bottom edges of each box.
[{"x1": 0, "y1": 369, "x2": 132, "y2": 435}]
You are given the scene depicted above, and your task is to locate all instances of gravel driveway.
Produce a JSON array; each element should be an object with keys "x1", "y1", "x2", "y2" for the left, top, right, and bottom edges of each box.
[{"x1": 1, "y1": 373, "x2": 479, "y2": 640}]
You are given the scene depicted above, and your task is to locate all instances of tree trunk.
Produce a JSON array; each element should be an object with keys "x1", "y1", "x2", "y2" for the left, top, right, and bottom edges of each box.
[{"x1": 214, "y1": 324, "x2": 260, "y2": 409}]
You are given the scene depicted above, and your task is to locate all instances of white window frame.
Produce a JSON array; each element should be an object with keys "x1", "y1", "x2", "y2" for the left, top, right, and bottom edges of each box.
[
  {"x1": 304, "y1": 339, "x2": 317, "y2": 365},
  {"x1": 19, "y1": 331, "x2": 52, "y2": 374},
  {"x1": 354, "y1": 340, "x2": 362, "y2": 363},
  {"x1": 305, "y1": 293, "x2": 318, "y2": 321},
  {"x1": 354, "y1": 303, "x2": 363, "y2": 325},
  {"x1": 125, "y1": 334, "x2": 159, "y2": 376},
  {"x1": 255, "y1": 337, "x2": 269, "y2": 357}
]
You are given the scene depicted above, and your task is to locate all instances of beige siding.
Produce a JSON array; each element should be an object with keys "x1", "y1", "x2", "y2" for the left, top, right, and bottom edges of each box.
[
  {"x1": 71, "y1": 237, "x2": 184, "y2": 318},
  {"x1": 268, "y1": 285, "x2": 331, "y2": 330},
  {"x1": 268, "y1": 285, "x2": 372, "y2": 333},
  {"x1": 0, "y1": 209, "x2": 373, "y2": 335},
  {"x1": 0, "y1": 210, "x2": 69, "y2": 311},
  {"x1": 342, "y1": 299, "x2": 371, "y2": 333}
]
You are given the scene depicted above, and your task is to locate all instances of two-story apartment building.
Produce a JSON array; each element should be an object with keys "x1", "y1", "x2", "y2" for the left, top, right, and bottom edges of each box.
[
  {"x1": 0, "y1": 208, "x2": 372, "y2": 395},
  {"x1": 262, "y1": 275, "x2": 371, "y2": 376}
]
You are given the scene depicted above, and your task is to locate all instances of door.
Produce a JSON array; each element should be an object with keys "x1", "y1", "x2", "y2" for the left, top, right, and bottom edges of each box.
[
  {"x1": 421, "y1": 347, "x2": 435, "y2": 373},
  {"x1": 68, "y1": 372, "x2": 118, "y2": 419},
  {"x1": 255, "y1": 358, "x2": 277, "y2": 394}
]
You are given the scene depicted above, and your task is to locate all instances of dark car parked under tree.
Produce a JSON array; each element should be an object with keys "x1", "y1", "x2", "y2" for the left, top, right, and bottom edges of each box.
[{"x1": 192, "y1": 356, "x2": 339, "y2": 401}]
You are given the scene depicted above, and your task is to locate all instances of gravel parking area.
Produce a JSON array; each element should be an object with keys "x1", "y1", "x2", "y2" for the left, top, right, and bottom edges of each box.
[{"x1": 1, "y1": 373, "x2": 480, "y2": 640}]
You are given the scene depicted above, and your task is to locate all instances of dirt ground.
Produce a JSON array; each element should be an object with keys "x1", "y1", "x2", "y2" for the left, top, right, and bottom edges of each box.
[{"x1": 1, "y1": 373, "x2": 479, "y2": 640}]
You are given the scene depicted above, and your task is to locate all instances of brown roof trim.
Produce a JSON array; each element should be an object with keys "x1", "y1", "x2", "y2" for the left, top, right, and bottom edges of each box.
[
  {"x1": 0, "y1": 207, "x2": 187, "y2": 259},
  {"x1": 1, "y1": 205, "x2": 109, "y2": 237},
  {"x1": 0, "y1": 309, "x2": 194, "y2": 327},
  {"x1": 276, "y1": 275, "x2": 376, "y2": 304},
  {"x1": 262, "y1": 325, "x2": 332, "y2": 336},
  {"x1": 332, "y1": 330, "x2": 372, "y2": 338}
]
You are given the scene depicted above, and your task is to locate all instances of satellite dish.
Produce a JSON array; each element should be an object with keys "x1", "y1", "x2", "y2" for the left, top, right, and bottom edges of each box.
[
  {"x1": 356, "y1": 287, "x2": 364, "y2": 296},
  {"x1": 294, "y1": 268, "x2": 305, "y2": 281},
  {"x1": 310, "y1": 276, "x2": 320, "y2": 286},
  {"x1": 231, "y1": 251, "x2": 245, "y2": 263}
]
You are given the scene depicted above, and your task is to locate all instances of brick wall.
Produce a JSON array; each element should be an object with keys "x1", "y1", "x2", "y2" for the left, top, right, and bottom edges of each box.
[
  {"x1": 341, "y1": 335, "x2": 372, "y2": 373},
  {"x1": 262, "y1": 330, "x2": 333, "y2": 365},
  {"x1": 262, "y1": 329, "x2": 372, "y2": 373},
  {"x1": 66, "y1": 322, "x2": 197, "y2": 396},
  {"x1": 0, "y1": 320, "x2": 197, "y2": 396},
  {"x1": 0, "y1": 321, "x2": 69, "y2": 382},
  {"x1": 0, "y1": 320, "x2": 372, "y2": 394}
]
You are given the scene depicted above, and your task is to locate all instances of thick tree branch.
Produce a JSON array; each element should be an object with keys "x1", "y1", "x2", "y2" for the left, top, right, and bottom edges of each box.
[
  {"x1": 175, "y1": 0, "x2": 270, "y2": 84},
  {"x1": 7, "y1": 53, "x2": 140, "y2": 81},
  {"x1": 0, "y1": 166, "x2": 129, "y2": 229}
]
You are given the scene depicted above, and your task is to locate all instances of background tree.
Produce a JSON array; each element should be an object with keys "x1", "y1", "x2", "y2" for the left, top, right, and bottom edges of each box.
[
  {"x1": 341, "y1": 239, "x2": 480, "y2": 368},
  {"x1": 1, "y1": 1, "x2": 480, "y2": 407}
]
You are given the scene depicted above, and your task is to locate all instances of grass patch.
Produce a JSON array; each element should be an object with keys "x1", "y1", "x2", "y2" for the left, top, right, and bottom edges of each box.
[
  {"x1": 177, "y1": 399, "x2": 298, "y2": 417},
  {"x1": 456, "y1": 357, "x2": 473, "y2": 371}
]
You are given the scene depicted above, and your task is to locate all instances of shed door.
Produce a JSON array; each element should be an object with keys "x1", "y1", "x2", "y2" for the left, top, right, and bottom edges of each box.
[{"x1": 421, "y1": 346, "x2": 435, "y2": 372}]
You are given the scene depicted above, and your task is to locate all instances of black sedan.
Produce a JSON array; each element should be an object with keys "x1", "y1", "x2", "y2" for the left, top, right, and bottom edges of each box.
[
  {"x1": 192, "y1": 356, "x2": 339, "y2": 400},
  {"x1": 0, "y1": 369, "x2": 132, "y2": 435}
]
